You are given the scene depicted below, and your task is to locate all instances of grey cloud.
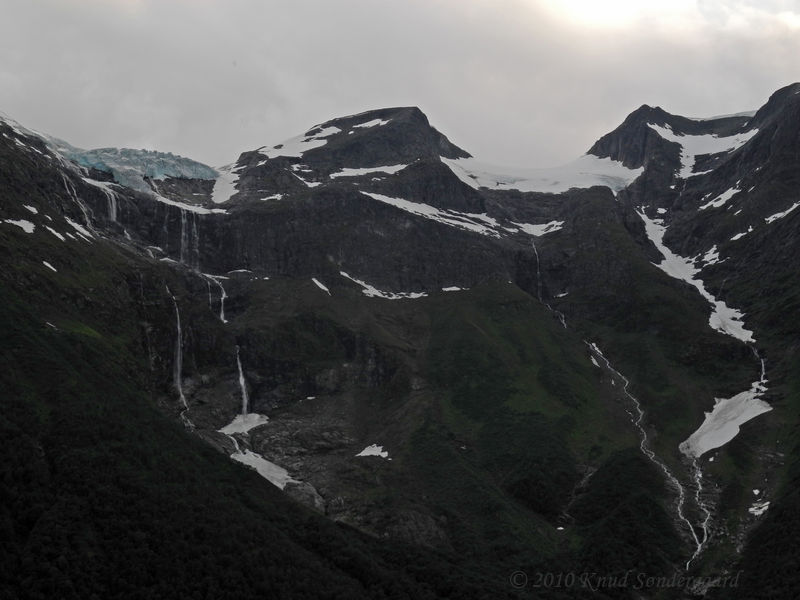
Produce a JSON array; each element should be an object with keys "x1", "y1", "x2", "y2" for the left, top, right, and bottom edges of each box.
[{"x1": 0, "y1": 0, "x2": 798, "y2": 169}]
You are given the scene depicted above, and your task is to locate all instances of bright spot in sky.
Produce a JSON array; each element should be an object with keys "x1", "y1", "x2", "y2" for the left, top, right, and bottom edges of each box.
[{"x1": 539, "y1": 0, "x2": 698, "y2": 28}]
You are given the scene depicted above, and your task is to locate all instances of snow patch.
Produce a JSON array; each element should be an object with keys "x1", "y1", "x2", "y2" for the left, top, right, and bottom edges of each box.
[
  {"x1": 353, "y1": 118, "x2": 390, "y2": 129},
  {"x1": 2, "y1": 219, "x2": 35, "y2": 233},
  {"x1": 292, "y1": 172, "x2": 322, "y2": 188},
  {"x1": 329, "y1": 164, "x2": 408, "y2": 178},
  {"x1": 731, "y1": 226, "x2": 754, "y2": 241},
  {"x1": 231, "y1": 450, "x2": 295, "y2": 489},
  {"x1": 45, "y1": 226, "x2": 66, "y2": 241},
  {"x1": 748, "y1": 501, "x2": 770, "y2": 517},
  {"x1": 340, "y1": 271, "x2": 427, "y2": 300},
  {"x1": 700, "y1": 186, "x2": 739, "y2": 210},
  {"x1": 361, "y1": 191, "x2": 500, "y2": 237},
  {"x1": 442, "y1": 286, "x2": 466, "y2": 292},
  {"x1": 512, "y1": 220, "x2": 564, "y2": 236},
  {"x1": 697, "y1": 245, "x2": 721, "y2": 266},
  {"x1": 219, "y1": 413, "x2": 270, "y2": 435},
  {"x1": 152, "y1": 192, "x2": 227, "y2": 215},
  {"x1": 679, "y1": 360, "x2": 770, "y2": 458},
  {"x1": 258, "y1": 126, "x2": 341, "y2": 159},
  {"x1": 42, "y1": 261, "x2": 57, "y2": 272},
  {"x1": 356, "y1": 444, "x2": 390, "y2": 459},
  {"x1": 764, "y1": 201, "x2": 800, "y2": 224},
  {"x1": 23, "y1": 204, "x2": 38, "y2": 214},
  {"x1": 312, "y1": 278, "x2": 331, "y2": 295}
]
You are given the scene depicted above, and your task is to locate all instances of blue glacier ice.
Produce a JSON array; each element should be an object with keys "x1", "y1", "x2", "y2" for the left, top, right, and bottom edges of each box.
[{"x1": 65, "y1": 147, "x2": 218, "y2": 192}]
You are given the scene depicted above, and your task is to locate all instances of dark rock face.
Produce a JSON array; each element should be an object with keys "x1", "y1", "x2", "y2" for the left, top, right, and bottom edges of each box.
[
  {"x1": 283, "y1": 480, "x2": 326, "y2": 512},
  {"x1": 589, "y1": 105, "x2": 683, "y2": 169},
  {"x1": 370, "y1": 159, "x2": 487, "y2": 213}
]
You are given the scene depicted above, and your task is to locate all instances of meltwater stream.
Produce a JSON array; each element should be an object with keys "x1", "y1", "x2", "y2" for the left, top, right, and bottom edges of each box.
[
  {"x1": 202, "y1": 273, "x2": 228, "y2": 323},
  {"x1": 530, "y1": 239, "x2": 566, "y2": 328},
  {"x1": 236, "y1": 345, "x2": 249, "y2": 414},
  {"x1": 587, "y1": 342, "x2": 702, "y2": 568},
  {"x1": 165, "y1": 285, "x2": 193, "y2": 429},
  {"x1": 527, "y1": 235, "x2": 704, "y2": 565},
  {"x1": 60, "y1": 173, "x2": 94, "y2": 231}
]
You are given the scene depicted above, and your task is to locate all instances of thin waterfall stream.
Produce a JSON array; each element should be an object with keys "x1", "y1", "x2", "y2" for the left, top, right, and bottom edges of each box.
[{"x1": 165, "y1": 285, "x2": 193, "y2": 429}]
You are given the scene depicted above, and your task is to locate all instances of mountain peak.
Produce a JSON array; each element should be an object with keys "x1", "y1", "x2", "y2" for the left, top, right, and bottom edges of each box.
[
  {"x1": 322, "y1": 106, "x2": 428, "y2": 128},
  {"x1": 297, "y1": 105, "x2": 470, "y2": 164}
]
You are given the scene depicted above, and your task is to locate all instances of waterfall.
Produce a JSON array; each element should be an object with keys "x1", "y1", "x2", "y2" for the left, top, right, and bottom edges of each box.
[
  {"x1": 587, "y1": 341, "x2": 701, "y2": 564},
  {"x1": 60, "y1": 174, "x2": 93, "y2": 229},
  {"x1": 219, "y1": 345, "x2": 269, "y2": 434},
  {"x1": 202, "y1": 274, "x2": 228, "y2": 323},
  {"x1": 531, "y1": 240, "x2": 566, "y2": 328},
  {"x1": 160, "y1": 208, "x2": 170, "y2": 253},
  {"x1": 236, "y1": 345, "x2": 249, "y2": 416},
  {"x1": 85, "y1": 181, "x2": 118, "y2": 222},
  {"x1": 179, "y1": 209, "x2": 188, "y2": 264},
  {"x1": 94, "y1": 184, "x2": 118, "y2": 223},
  {"x1": 219, "y1": 279, "x2": 227, "y2": 323},
  {"x1": 191, "y1": 212, "x2": 200, "y2": 270},
  {"x1": 218, "y1": 346, "x2": 285, "y2": 487},
  {"x1": 108, "y1": 190, "x2": 118, "y2": 222},
  {"x1": 166, "y1": 285, "x2": 192, "y2": 428}
]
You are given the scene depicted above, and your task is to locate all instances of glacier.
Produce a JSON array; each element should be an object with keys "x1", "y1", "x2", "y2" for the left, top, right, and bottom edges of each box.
[{"x1": 66, "y1": 147, "x2": 217, "y2": 192}]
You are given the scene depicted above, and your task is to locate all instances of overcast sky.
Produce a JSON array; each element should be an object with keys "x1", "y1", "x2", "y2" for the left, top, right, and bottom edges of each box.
[{"x1": 2, "y1": 0, "x2": 799, "y2": 168}]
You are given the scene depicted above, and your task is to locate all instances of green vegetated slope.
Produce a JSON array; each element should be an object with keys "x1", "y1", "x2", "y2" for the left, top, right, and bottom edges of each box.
[
  {"x1": 0, "y1": 215, "x2": 689, "y2": 598},
  {"x1": 234, "y1": 270, "x2": 688, "y2": 588},
  {"x1": 537, "y1": 191, "x2": 800, "y2": 590},
  {"x1": 0, "y1": 235, "x2": 518, "y2": 600}
]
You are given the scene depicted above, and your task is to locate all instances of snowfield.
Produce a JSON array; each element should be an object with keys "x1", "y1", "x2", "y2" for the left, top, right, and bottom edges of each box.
[
  {"x1": 441, "y1": 154, "x2": 643, "y2": 195},
  {"x1": 648, "y1": 123, "x2": 758, "y2": 178},
  {"x1": 679, "y1": 368, "x2": 771, "y2": 458}
]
